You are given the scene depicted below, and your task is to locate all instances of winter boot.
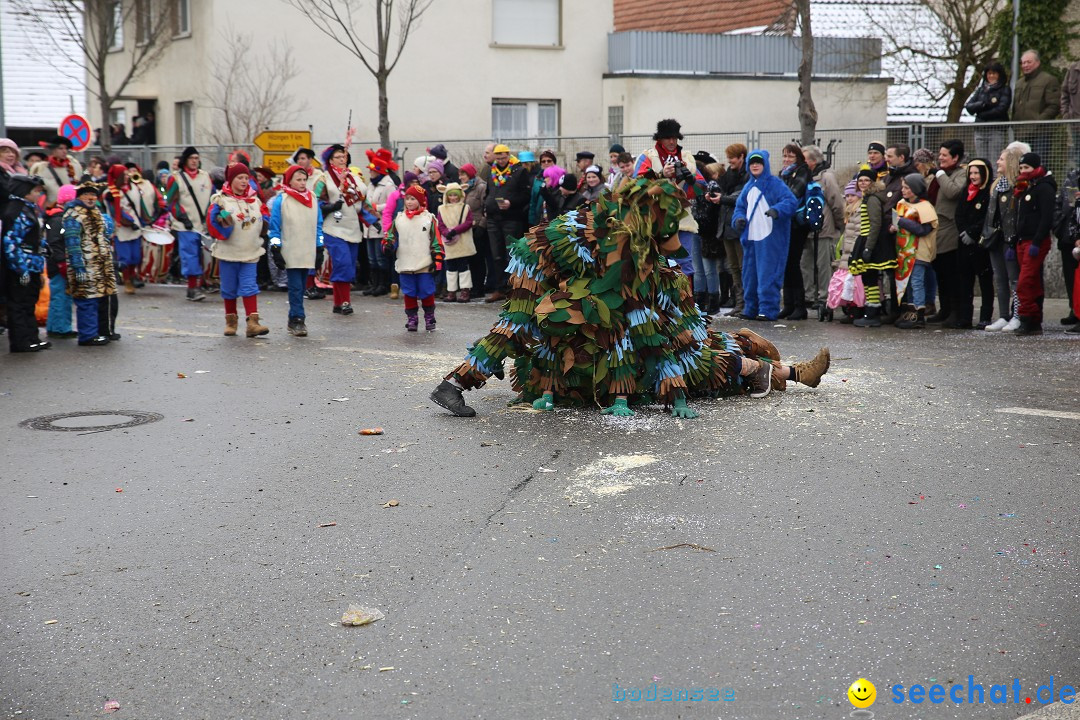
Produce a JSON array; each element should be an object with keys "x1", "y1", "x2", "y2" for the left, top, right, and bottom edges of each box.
[
  {"x1": 694, "y1": 292, "x2": 708, "y2": 311},
  {"x1": 718, "y1": 272, "x2": 733, "y2": 308},
  {"x1": 287, "y1": 317, "x2": 307, "y2": 337},
  {"x1": 792, "y1": 347, "x2": 831, "y2": 388},
  {"x1": 838, "y1": 307, "x2": 863, "y2": 324},
  {"x1": 124, "y1": 275, "x2": 136, "y2": 295},
  {"x1": 457, "y1": 288, "x2": 471, "y2": 302},
  {"x1": 405, "y1": 308, "x2": 418, "y2": 331},
  {"x1": 245, "y1": 313, "x2": 269, "y2": 337},
  {"x1": 926, "y1": 301, "x2": 951, "y2": 323},
  {"x1": 881, "y1": 299, "x2": 900, "y2": 325},
  {"x1": 730, "y1": 274, "x2": 745, "y2": 316},
  {"x1": 430, "y1": 380, "x2": 477, "y2": 417},
  {"x1": 1014, "y1": 317, "x2": 1042, "y2": 336},
  {"x1": 389, "y1": 282, "x2": 401, "y2": 300},
  {"x1": 707, "y1": 292, "x2": 721, "y2": 315},
  {"x1": 787, "y1": 304, "x2": 809, "y2": 321},
  {"x1": 853, "y1": 305, "x2": 882, "y2": 327},
  {"x1": 424, "y1": 306, "x2": 437, "y2": 332},
  {"x1": 444, "y1": 291, "x2": 458, "y2": 303},
  {"x1": 735, "y1": 327, "x2": 780, "y2": 362},
  {"x1": 224, "y1": 313, "x2": 239, "y2": 336},
  {"x1": 896, "y1": 306, "x2": 925, "y2": 329}
]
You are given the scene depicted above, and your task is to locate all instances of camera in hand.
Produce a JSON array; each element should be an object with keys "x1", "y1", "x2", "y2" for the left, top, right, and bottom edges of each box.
[{"x1": 671, "y1": 160, "x2": 695, "y2": 184}]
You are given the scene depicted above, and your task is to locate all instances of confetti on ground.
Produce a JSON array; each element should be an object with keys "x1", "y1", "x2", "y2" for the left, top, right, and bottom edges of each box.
[
  {"x1": 317, "y1": 522, "x2": 337, "y2": 528},
  {"x1": 341, "y1": 605, "x2": 385, "y2": 627},
  {"x1": 103, "y1": 700, "x2": 121, "y2": 713},
  {"x1": 176, "y1": 373, "x2": 186, "y2": 378},
  {"x1": 44, "y1": 620, "x2": 58, "y2": 625}
]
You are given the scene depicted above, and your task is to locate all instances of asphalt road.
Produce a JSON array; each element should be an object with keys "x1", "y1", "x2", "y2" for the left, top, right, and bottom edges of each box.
[{"x1": 2, "y1": 285, "x2": 1078, "y2": 720}]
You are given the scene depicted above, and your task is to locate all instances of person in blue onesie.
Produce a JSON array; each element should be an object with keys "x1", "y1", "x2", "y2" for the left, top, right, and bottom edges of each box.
[{"x1": 732, "y1": 150, "x2": 798, "y2": 321}]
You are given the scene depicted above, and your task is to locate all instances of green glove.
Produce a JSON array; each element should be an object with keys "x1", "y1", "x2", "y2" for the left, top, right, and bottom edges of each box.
[
  {"x1": 671, "y1": 396, "x2": 699, "y2": 419},
  {"x1": 601, "y1": 398, "x2": 635, "y2": 417},
  {"x1": 532, "y1": 392, "x2": 554, "y2": 411}
]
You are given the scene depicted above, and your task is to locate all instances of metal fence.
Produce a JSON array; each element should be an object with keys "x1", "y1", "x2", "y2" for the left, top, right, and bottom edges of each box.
[{"x1": 22, "y1": 120, "x2": 1080, "y2": 180}]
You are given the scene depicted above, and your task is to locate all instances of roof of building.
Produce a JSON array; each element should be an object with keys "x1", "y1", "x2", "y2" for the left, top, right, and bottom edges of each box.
[
  {"x1": 1, "y1": 1, "x2": 87, "y2": 130},
  {"x1": 614, "y1": 0, "x2": 789, "y2": 35}
]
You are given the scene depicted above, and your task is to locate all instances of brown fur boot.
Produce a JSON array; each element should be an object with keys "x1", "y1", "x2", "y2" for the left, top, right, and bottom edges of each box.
[
  {"x1": 792, "y1": 347, "x2": 831, "y2": 388},
  {"x1": 246, "y1": 313, "x2": 269, "y2": 337},
  {"x1": 224, "y1": 313, "x2": 239, "y2": 336}
]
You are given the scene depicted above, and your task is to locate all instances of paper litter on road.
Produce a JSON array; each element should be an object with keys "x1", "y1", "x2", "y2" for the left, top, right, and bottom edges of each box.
[{"x1": 341, "y1": 605, "x2": 385, "y2": 627}]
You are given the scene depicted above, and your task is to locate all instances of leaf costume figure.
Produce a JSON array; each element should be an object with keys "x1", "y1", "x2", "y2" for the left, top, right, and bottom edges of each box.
[{"x1": 429, "y1": 177, "x2": 832, "y2": 418}]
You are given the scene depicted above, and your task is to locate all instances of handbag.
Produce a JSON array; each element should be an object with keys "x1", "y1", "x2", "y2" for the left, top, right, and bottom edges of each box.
[{"x1": 979, "y1": 226, "x2": 1003, "y2": 250}]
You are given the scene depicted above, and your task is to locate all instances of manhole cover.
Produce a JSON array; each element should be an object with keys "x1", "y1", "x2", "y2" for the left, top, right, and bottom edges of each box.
[{"x1": 20, "y1": 410, "x2": 164, "y2": 432}]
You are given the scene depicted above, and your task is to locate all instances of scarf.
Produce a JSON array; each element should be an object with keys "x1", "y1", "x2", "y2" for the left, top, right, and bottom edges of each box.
[
  {"x1": 491, "y1": 162, "x2": 514, "y2": 187},
  {"x1": 0, "y1": 157, "x2": 24, "y2": 176},
  {"x1": 967, "y1": 182, "x2": 982, "y2": 202},
  {"x1": 654, "y1": 141, "x2": 680, "y2": 167},
  {"x1": 1013, "y1": 166, "x2": 1046, "y2": 197},
  {"x1": 49, "y1": 156, "x2": 77, "y2": 181},
  {"x1": 405, "y1": 207, "x2": 425, "y2": 219},
  {"x1": 994, "y1": 175, "x2": 1011, "y2": 194},
  {"x1": 327, "y1": 165, "x2": 361, "y2": 206},
  {"x1": 279, "y1": 184, "x2": 314, "y2": 207},
  {"x1": 225, "y1": 182, "x2": 259, "y2": 205}
]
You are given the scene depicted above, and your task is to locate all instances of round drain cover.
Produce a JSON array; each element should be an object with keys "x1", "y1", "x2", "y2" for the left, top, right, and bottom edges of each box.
[{"x1": 20, "y1": 410, "x2": 164, "y2": 432}]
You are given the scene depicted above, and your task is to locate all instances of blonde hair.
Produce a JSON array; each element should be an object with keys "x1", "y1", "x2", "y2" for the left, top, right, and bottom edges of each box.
[{"x1": 998, "y1": 147, "x2": 1023, "y2": 186}]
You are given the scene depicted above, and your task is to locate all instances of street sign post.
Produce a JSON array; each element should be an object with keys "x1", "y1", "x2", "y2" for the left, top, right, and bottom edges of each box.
[
  {"x1": 58, "y1": 114, "x2": 92, "y2": 151},
  {"x1": 261, "y1": 154, "x2": 294, "y2": 175},
  {"x1": 253, "y1": 130, "x2": 312, "y2": 154}
]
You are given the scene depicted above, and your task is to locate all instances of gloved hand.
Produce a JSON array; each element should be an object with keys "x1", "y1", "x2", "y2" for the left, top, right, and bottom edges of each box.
[
  {"x1": 960, "y1": 231, "x2": 975, "y2": 246},
  {"x1": 271, "y1": 246, "x2": 285, "y2": 268},
  {"x1": 671, "y1": 395, "x2": 699, "y2": 419},
  {"x1": 269, "y1": 237, "x2": 282, "y2": 248},
  {"x1": 19, "y1": 272, "x2": 30, "y2": 286},
  {"x1": 1028, "y1": 241, "x2": 1040, "y2": 258},
  {"x1": 531, "y1": 392, "x2": 554, "y2": 411},
  {"x1": 434, "y1": 260, "x2": 443, "y2": 272},
  {"x1": 326, "y1": 199, "x2": 344, "y2": 213},
  {"x1": 382, "y1": 243, "x2": 395, "y2": 257},
  {"x1": 734, "y1": 218, "x2": 748, "y2": 232},
  {"x1": 1004, "y1": 246, "x2": 1016, "y2": 261},
  {"x1": 600, "y1": 397, "x2": 635, "y2": 417},
  {"x1": 445, "y1": 229, "x2": 457, "y2": 241},
  {"x1": 315, "y1": 246, "x2": 324, "y2": 268},
  {"x1": 182, "y1": 217, "x2": 194, "y2": 231},
  {"x1": 764, "y1": 208, "x2": 779, "y2": 219}
]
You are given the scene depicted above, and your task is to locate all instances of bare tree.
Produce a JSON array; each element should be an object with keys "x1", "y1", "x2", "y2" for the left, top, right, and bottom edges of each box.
[
  {"x1": 863, "y1": 0, "x2": 1004, "y2": 122},
  {"x1": 11, "y1": 0, "x2": 179, "y2": 153},
  {"x1": 202, "y1": 30, "x2": 301, "y2": 146},
  {"x1": 794, "y1": 0, "x2": 818, "y2": 145},
  {"x1": 282, "y1": 0, "x2": 433, "y2": 147}
]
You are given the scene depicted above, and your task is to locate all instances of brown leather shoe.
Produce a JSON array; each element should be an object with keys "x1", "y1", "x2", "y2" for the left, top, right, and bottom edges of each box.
[
  {"x1": 484, "y1": 291, "x2": 507, "y2": 303},
  {"x1": 224, "y1": 313, "x2": 238, "y2": 336},
  {"x1": 735, "y1": 328, "x2": 780, "y2": 362},
  {"x1": 246, "y1": 313, "x2": 269, "y2": 337},
  {"x1": 792, "y1": 347, "x2": 830, "y2": 388}
]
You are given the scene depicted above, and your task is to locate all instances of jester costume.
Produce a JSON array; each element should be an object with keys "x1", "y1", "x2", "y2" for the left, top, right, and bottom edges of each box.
[{"x1": 431, "y1": 177, "x2": 831, "y2": 418}]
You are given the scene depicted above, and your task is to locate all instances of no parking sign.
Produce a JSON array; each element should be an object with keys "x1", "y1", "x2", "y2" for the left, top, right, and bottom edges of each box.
[{"x1": 58, "y1": 114, "x2": 92, "y2": 151}]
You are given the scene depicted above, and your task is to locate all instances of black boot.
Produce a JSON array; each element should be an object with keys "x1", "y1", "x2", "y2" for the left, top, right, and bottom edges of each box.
[
  {"x1": 1014, "y1": 317, "x2": 1042, "y2": 336},
  {"x1": 707, "y1": 292, "x2": 721, "y2": 315},
  {"x1": 430, "y1": 380, "x2": 477, "y2": 417},
  {"x1": 837, "y1": 307, "x2": 862, "y2": 324},
  {"x1": 881, "y1": 299, "x2": 901, "y2": 325},
  {"x1": 853, "y1": 305, "x2": 882, "y2": 327},
  {"x1": 926, "y1": 300, "x2": 952, "y2": 323},
  {"x1": 896, "y1": 306, "x2": 925, "y2": 329},
  {"x1": 694, "y1": 292, "x2": 708, "y2": 311},
  {"x1": 787, "y1": 303, "x2": 809, "y2": 321},
  {"x1": 361, "y1": 268, "x2": 380, "y2": 296},
  {"x1": 718, "y1": 272, "x2": 732, "y2": 308}
]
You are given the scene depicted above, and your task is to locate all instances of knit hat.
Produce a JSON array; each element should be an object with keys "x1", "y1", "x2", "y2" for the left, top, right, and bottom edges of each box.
[
  {"x1": 8, "y1": 174, "x2": 45, "y2": 197},
  {"x1": 903, "y1": 172, "x2": 927, "y2": 197},
  {"x1": 155, "y1": 160, "x2": 169, "y2": 172},
  {"x1": 226, "y1": 163, "x2": 251, "y2": 185},
  {"x1": 459, "y1": 163, "x2": 477, "y2": 179},
  {"x1": 560, "y1": 173, "x2": 578, "y2": 190},
  {"x1": 426, "y1": 159, "x2": 445, "y2": 177},
  {"x1": 282, "y1": 164, "x2": 308, "y2": 187},
  {"x1": 575, "y1": 151, "x2": 595, "y2": 161},
  {"x1": 180, "y1": 146, "x2": 200, "y2": 167},
  {"x1": 403, "y1": 171, "x2": 418, "y2": 186},
  {"x1": 584, "y1": 164, "x2": 602, "y2": 177},
  {"x1": 857, "y1": 168, "x2": 878, "y2": 182},
  {"x1": 322, "y1": 144, "x2": 350, "y2": 166},
  {"x1": 844, "y1": 179, "x2": 859, "y2": 197},
  {"x1": 57, "y1": 184, "x2": 78, "y2": 205},
  {"x1": 442, "y1": 182, "x2": 464, "y2": 199},
  {"x1": 0, "y1": 138, "x2": 19, "y2": 154},
  {"x1": 867, "y1": 141, "x2": 886, "y2": 154},
  {"x1": 518, "y1": 150, "x2": 537, "y2": 163},
  {"x1": 427, "y1": 143, "x2": 448, "y2": 160},
  {"x1": 404, "y1": 184, "x2": 427, "y2": 206},
  {"x1": 609, "y1": 143, "x2": 625, "y2": 154},
  {"x1": 653, "y1": 118, "x2": 683, "y2": 141},
  {"x1": 911, "y1": 148, "x2": 935, "y2": 166},
  {"x1": 107, "y1": 164, "x2": 127, "y2": 187},
  {"x1": 539, "y1": 149, "x2": 557, "y2": 164},
  {"x1": 1019, "y1": 152, "x2": 1041, "y2": 168}
]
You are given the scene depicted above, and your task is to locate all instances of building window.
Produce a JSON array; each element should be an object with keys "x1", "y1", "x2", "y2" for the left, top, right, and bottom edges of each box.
[
  {"x1": 107, "y1": 0, "x2": 124, "y2": 51},
  {"x1": 173, "y1": 0, "x2": 191, "y2": 37},
  {"x1": 492, "y1": 100, "x2": 559, "y2": 139},
  {"x1": 492, "y1": 0, "x2": 560, "y2": 46},
  {"x1": 135, "y1": 0, "x2": 152, "y2": 45},
  {"x1": 176, "y1": 102, "x2": 193, "y2": 144},
  {"x1": 608, "y1": 106, "x2": 624, "y2": 137}
]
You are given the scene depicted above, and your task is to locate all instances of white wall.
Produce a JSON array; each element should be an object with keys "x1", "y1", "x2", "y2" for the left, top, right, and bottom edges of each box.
[
  {"x1": 91, "y1": 0, "x2": 613, "y2": 146},
  {"x1": 602, "y1": 75, "x2": 891, "y2": 136}
]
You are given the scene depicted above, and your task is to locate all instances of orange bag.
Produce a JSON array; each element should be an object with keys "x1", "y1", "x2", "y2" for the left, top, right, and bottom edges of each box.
[{"x1": 35, "y1": 268, "x2": 50, "y2": 326}]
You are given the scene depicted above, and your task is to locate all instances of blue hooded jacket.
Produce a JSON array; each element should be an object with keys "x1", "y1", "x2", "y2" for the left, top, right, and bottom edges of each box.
[{"x1": 732, "y1": 149, "x2": 798, "y2": 242}]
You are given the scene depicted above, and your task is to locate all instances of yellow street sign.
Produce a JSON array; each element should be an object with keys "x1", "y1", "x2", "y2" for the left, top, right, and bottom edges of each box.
[
  {"x1": 261, "y1": 154, "x2": 293, "y2": 174},
  {"x1": 253, "y1": 130, "x2": 312, "y2": 153}
]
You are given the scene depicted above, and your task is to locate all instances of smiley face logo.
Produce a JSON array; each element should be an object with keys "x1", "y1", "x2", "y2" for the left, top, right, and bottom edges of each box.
[{"x1": 848, "y1": 678, "x2": 876, "y2": 708}]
